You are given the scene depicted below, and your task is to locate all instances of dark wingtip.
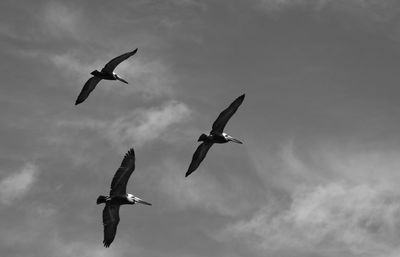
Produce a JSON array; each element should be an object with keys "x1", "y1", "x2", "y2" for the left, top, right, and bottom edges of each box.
[
  {"x1": 127, "y1": 148, "x2": 135, "y2": 156},
  {"x1": 185, "y1": 170, "x2": 192, "y2": 177},
  {"x1": 239, "y1": 94, "x2": 245, "y2": 99},
  {"x1": 123, "y1": 148, "x2": 135, "y2": 160},
  {"x1": 75, "y1": 98, "x2": 82, "y2": 105},
  {"x1": 133, "y1": 48, "x2": 138, "y2": 54}
]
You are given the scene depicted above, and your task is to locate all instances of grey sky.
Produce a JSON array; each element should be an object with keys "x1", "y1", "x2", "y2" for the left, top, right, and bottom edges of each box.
[{"x1": 2, "y1": 0, "x2": 400, "y2": 256}]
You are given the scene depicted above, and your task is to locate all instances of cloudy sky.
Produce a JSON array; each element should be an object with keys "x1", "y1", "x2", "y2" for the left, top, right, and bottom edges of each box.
[{"x1": 2, "y1": 0, "x2": 400, "y2": 256}]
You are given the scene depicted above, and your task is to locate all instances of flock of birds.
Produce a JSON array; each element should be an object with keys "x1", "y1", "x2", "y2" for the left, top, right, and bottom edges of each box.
[{"x1": 75, "y1": 49, "x2": 245, "y2": 247}]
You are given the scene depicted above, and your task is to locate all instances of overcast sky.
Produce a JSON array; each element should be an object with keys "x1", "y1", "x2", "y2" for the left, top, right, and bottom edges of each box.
[{"x1": 2, "y1": 0, "x2": 400, "y2": 256}]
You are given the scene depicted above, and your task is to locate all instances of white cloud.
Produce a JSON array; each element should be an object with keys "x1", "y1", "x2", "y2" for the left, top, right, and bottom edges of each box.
[
  {"x1": 105, "y1": 101, "x2": 191, "y2": 148},
  {"x1": 42, "y1": 2, "x2": 82, "y2": 39},
  {"x1": 234, "y1": 183, "x2": 400, "y2": 256},
  {"x1": 0, "y1": 163, "x2": 38, "y2": 205},
  {"x1": 219, "y1": 183, "x2": 400, "y2": 257},
  {"x1": 51, "y1": 52, "x2": 95, "y2": 80},
  {"x1": 0, "y1": 203, "x2": 135, "y2": 257},
  {"x1": 55, "y1": 101, "x2": 191, "y2": 150},
  {"x1": 217, "y1": 142, "x2": 400, "y2": 256}
]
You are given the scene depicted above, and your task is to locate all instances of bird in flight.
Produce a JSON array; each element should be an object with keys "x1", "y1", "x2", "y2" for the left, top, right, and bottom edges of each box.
[
  {"x1": 75, "y1": 49, "x2": 138, "y2": 105},
  {"x1": 186, "y1": 94, "x2": 245, "y2": 177},
  {"x1": 96, "y1": 148, "x2": 151, "y2": 247}
]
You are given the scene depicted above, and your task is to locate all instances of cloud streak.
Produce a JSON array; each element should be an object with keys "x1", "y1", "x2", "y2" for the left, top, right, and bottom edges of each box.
[
  {"x1": 106, "y1": 101, "x2": 191, "y2": 148},
  {"x1": 221, "y1": 182, "x2": 400, "y2": 256},
  {"x1": 55, "y1": 101, "x2": 191, "y2": 150},
  {"x1": 42, "y1": 2, "x2": 83, "y2": 40},
  {"x1": 216, "y1": 141, "x2": 400, "y2": 257},
  {"x1": 0, "y1": 163, "x2": 38, "y2": 205}
]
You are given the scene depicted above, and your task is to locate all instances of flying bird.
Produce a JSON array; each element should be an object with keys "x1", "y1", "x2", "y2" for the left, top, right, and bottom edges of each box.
[
  {"x1": 75, "y1": 49, "x2": 138, "y2": 105},
  {"x1": 96, "y1": 148, "x2": 151, "y2": 248},
  {"x1": 186, "y1": 94, "x2": 245, "y2": 177}
]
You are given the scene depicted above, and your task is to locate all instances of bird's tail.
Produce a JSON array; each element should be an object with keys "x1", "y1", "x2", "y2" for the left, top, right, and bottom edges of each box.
[
  {"x1": 90, "y1": 70, "x2": 101, "y2": 76},
  {"x1": 198, "y1": 134, "x2": 208, "y2": 142},
  {"x1": 96, "y1": 195, "x2": 107, "y2": 204}
]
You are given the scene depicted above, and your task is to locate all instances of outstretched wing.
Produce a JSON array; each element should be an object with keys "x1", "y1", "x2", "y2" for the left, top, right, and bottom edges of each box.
[
  {"x1": 211, "y1": 94, "x2": 245, "y2": 134},
  {"x1": 102, "y1": 204, "x2": 120, "y2": 248},
  {"x1": 110, "y1": 148, "x2": 135, "y2": 196},
  {"x1": 101, "y1": 49, "x2": 138, "y2": 74},
  {"x1": 75, "y1": 76, "x2": 102, "y2": 105},
  {"x1": 186, "y1": 142, "x2": 213, "y2": 177}
]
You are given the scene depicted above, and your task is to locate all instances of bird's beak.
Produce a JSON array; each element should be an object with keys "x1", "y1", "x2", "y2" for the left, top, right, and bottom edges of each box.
[
  {"x1": 116, "y1": 76, "x2": 128, "y2": 84},
  {"x1": 227, "y1": 135, "x2": 243, "y2": 144},
  {"x1": 134, "y1": 196, "x2": 152, "y2": 206}
]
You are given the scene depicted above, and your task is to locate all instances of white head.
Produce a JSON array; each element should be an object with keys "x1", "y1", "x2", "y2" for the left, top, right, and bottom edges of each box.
[
  {"x1": 126, "y1": 193, "x2": 152, "y2": 205},
  {"x1": 114, "y1": 73, "x2": 128, "y2": 84},
  {"x1": 127, "y1": 194, "x2": 135, "y2": 203},
  {"x1": 222, "y1": 132, "x2": 243, "y2": 144}
]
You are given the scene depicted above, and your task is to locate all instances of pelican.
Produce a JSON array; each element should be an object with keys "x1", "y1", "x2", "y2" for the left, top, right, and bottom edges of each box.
[
  {"x1": 186, "y1": 94, "x2": 245, "y2": 177},
  {"x1": 96, "y1": 148, "x2": 151, "y2": 247},
  {"x1": 75, "y1": 49, "x2": 138, "y2": 105}
]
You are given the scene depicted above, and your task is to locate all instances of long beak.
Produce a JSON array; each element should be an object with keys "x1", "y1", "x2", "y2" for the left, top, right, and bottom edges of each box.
[
  {"x1": 228, "y1": 136, "x2": 243, "y2": 144},
  {"x1": 134, "y1": 197, "x2": 152, "y2": 206},
  {"x1": 116, "y1": 76, "x2": 128, "y2": 84}
]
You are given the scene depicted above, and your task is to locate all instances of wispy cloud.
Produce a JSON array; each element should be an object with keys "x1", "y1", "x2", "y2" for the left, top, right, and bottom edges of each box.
[
  {"x1": 0, "y1": 202, "x2": 136, "y2": 257},
  {"x1": 215, "y1": 141, "x2": 400, "y2": 256},
  {"x1": 41, "y1": 2, "x2": 83, "y2": 40},
  {"x1": 105, "y1": 101, "x2": 191, "y2": 148},
  {"x1": 0, "y1": 163, "x2": 38, "y2": 205},
  {"x1": 54, "y1": 101, "x2": 191, "y2": 150},
  {"x1": 220, "y1": 182, "x2": 400, "y2": 256},
  {"x1": 50, "y1": 52, "x2": 96, "y2": 79}
]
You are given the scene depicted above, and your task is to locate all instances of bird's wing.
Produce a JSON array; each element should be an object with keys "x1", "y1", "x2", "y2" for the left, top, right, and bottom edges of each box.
[
  {"x1": 102, "y1": 204, "x2": 120, "y2": 248},
  {"x1": 110, "y1": 148, "x2": 135, "y2": 196},
  {"x1": 101, "y1": 49, "x2": 138, "y2": 73},
  {"x1": 211, "y1": 94, "x2": 245, "y2": 134},
  {"x1": 75, "y1": 76, "x2": 102, "y2": 105},
  {"x1": 185, "y1": 142, "x2": 213, "y2": 177}
]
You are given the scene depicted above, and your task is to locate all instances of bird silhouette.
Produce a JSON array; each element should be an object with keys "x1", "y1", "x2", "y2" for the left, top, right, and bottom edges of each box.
[
  {"x1": 96, "y1": 148, "x2": 151, "y2": 247},
  {"x1": 75, "y1": 49, "x2": 138, "y2": 105},
  {"x1": 186, "y1": 94, "x2": 245, "y2": 177}
]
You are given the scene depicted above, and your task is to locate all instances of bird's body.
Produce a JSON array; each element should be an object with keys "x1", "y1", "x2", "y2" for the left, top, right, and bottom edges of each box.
[
  {"x1": 97, "y1": 193, "x2": 138, "y2": 206},
  {"x1": 97, "y1": 148, "x2": 151, "y2": 248},
  {"x1": 75, "y1": 49, "x2": 137, "y2": 105},
  {"x1": 90, "y1": 70, "x2": 119, "y2": 81},
  {"x1": 186, "y1": 94, "x2": 245, "y2": 177},
  {"x1": 198, "y1": 132, "x2": 235, "y2": 144}
]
